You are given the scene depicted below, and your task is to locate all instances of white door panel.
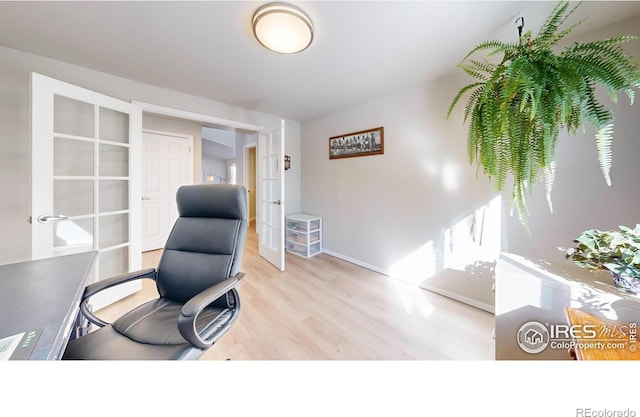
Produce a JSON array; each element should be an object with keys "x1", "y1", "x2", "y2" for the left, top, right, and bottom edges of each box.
[
  {"x1": 258, "y1": 120, "x2": 285, "y2": 271},
  {"x1": 31, "y1": 73, "x2": 142, "y2": 310},
  {"x1": 142, "y1": 131, "x2": 192, "y2": 251}
]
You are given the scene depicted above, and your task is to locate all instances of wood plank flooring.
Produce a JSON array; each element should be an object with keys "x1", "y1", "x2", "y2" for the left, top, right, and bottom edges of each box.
[{"x1": 96, "y1": 224, "x2": 495, "y2": 360}]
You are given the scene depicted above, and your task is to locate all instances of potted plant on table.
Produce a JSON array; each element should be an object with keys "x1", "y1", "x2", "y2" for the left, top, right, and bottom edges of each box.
[
  {"x1": 564, "y1": 224, "x2": 640, "y2": 294},
  {"x1": 447, "y1": 0, "x2": 640, "y2": 230}
]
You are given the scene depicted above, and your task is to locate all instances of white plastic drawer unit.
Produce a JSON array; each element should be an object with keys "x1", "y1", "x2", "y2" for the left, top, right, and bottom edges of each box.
[{"x1": 285, "y1": 214, "x2": 322, "y2": 258}]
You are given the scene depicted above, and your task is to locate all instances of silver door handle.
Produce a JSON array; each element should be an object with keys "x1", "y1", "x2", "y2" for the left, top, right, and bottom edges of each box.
[
  {"x1": 271, "y1": 200, "x2": 282, "y2": 205},
  {"x1": 142, "y1": 196, "x2": 152, "y2": 200},
  {"x1": 37, "y1": 214, "x2": 68, "y2": 223}
]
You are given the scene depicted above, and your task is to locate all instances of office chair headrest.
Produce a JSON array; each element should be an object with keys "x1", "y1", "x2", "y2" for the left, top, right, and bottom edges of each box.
[{"x1": 176, "y1": 184, "x2": 247, "y2": 220}]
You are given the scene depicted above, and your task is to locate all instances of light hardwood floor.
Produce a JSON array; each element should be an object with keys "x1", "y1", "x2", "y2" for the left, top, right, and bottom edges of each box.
[{"x1": 96, "y1": 224, "x2": 496, "y2": 360}]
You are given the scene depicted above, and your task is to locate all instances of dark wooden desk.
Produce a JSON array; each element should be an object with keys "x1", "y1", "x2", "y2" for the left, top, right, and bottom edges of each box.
[
  {"x1": 0, "y1": 251, "x2": 97, "y2": 360},
  {"x1": 495, "y1": 252, "x2": 640, "y2": 360}
]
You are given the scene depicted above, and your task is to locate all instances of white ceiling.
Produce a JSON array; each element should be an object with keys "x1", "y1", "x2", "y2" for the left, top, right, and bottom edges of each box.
[{"x1": 1, "y1": 1, "x2": 639, "y2": 121}]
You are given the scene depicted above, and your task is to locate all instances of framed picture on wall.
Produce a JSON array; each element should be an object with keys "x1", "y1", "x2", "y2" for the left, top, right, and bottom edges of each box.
[{"x1": 329, "y1": 126, "x2": 384, "y2": 159}]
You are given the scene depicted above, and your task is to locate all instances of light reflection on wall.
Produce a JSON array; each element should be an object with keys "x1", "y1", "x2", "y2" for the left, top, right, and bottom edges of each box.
[
  {"x1": 421, "y1": 159, "x2": 462, "y2": 193},
  {"x1": 443, "y1": 195, "x2": 502, "y2": 271},
  {"x1": 55, "y1": 221, "x2": 92, "y2": 246},
  {"x1": 389, "y1": 240, "x2": 437, "y2": 285},
  {"x1": 389, "y1": 195, "x2": 502, "y2": 283}
]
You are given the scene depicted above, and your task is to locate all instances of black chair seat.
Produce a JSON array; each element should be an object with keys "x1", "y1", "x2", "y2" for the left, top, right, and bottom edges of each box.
[
  {"x1": 63, "y1": 324, "x2": 194, "y2": 360},
  {"x1": 63, "y1": 184, "x2": 248, "y2": 360},
  {"x1": 64, "y1": 298, "x2": 233, "y2": 360}
]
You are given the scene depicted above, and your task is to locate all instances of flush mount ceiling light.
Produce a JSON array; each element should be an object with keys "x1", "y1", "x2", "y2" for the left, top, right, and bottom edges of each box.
[{"x1": 252, "y1": 2, "x2": 313, "y2": 54}]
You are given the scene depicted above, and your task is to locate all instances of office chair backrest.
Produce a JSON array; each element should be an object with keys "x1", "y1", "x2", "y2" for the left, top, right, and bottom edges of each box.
[{"x1": 156, "y1": 184, "x2": 248, "y2": 303}]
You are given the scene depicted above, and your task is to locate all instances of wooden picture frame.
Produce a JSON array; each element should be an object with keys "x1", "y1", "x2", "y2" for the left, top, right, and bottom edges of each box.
[{"x1": 329, "y1": 126, "x2": 384, "y2": 159}]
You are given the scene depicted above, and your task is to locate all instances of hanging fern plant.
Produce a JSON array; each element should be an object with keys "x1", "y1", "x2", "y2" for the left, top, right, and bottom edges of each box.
[{"x1": 448, "y1": 0, "x2": 640, "y2": 230}]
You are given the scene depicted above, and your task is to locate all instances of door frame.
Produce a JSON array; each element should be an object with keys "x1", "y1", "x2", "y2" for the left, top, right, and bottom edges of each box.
[
  {"x1": 132, "y1": 101, "x2": 281, "y2": 264},
  {"x1": 132, "y1": 101, "x2": 288, "y2": 271}
]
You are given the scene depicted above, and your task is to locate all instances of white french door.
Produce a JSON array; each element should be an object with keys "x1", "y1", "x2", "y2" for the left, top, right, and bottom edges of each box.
[
  {"x1": 258, "y1": 120, "x2": 285, "y2": 271},
  {"x1": 141, "y1": 130, "x2": 193, "y2": 251},
  {"x1": 31, "y1": 73, "x2": 142, "y2": 310}
]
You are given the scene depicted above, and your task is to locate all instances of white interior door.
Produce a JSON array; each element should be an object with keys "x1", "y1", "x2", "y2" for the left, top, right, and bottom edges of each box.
[
  {"x1": 142, "y1": 130, "x2": 193, "y2": 251},
  {"x1": 31, "y1": 73, "x2": 142, "y2": 311},
  {"x1": 258, "y1": 120, "x2": 285, "y2": 271}
]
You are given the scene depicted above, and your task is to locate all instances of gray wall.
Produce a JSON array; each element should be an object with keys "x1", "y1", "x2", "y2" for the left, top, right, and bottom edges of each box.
[
  {"x1": 284, "y1": 119, "x2": 302, "y2": 216},
  {"x1": 202, "y1": 139, "x2": 232, "y2": 182},
  {"x1": 201, "y1": 153, "x2": 229, "y2": 183},
  {"x1": 0, "y1": 48, "x2": 31, "y2": 263},
  {"x1": 301, "y1": 77, "x2": 495, "y2": 277},
  {"x1": 0, "y1": 44, "x2": 300, "y2": 265},
  {"x1": 301, "y1": 14, "x2": 640, "y2": 277}
]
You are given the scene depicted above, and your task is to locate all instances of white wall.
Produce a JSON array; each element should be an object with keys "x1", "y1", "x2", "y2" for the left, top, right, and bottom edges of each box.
[
  {"x1": 0, "y1": 44, "x2": 300, "y2": 265},
  {"x1": 301, "y1": 14, "x2": 640, "y2": 278}
]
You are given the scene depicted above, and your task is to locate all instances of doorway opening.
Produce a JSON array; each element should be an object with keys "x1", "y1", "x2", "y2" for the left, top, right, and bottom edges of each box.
[
  {"x1": 134, "y1": 101, "x2": 285, "y2": 271},
  {"x1": 244, "y1": 144, "x2": 257, "y2": 228}
]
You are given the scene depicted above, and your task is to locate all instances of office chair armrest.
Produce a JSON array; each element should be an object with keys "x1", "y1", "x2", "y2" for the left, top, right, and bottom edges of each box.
[
  {"x1": 83, "y1": 268, "x2": 157, "y2": 299},
  {"x1": 178, "y1": 272, "x2": 246, "y2": 349},
  {"x1": 80, "y1": 268, "x2": 157, "y2": 328}
]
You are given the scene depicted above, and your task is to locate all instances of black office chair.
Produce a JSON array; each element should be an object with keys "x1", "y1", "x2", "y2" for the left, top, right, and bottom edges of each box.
[{"x1": 63, "y1": 184, "x2": 248, "y2": 360}]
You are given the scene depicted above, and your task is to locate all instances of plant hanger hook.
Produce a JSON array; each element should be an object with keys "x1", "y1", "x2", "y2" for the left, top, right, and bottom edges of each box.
[{"x1": 515, "y1": 16, "x2": 525, "y2": 38}]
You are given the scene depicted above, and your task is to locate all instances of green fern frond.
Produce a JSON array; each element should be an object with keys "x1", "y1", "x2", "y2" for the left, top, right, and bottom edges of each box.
[
  {"x1": 464, "y1": 86, "x2": 484, "y2": 122},
  {"x1": 536, "y1": 1, "x2": 573, "y2": 46},
  {"x1": 468, "y1": 59, "x2": 497, "y2": 75},
  {"x1": 596, "y1": 123, "x2": 614, "y2": 186},
  {"x1": 543, "y1": 161, "x2": 556, "y2": 213},
  {"x1": 512, "y1": 180, "x2": 530, "y2": 232},
  {"x1": 459, "y1": 63, "x2": 490, "y2": 81},
  {"x1": 459, "y1": 39, "x2": 514, "y2": 63},
  {"x1": 447, "y1": 82, "x2": 484, "y2": 119}
]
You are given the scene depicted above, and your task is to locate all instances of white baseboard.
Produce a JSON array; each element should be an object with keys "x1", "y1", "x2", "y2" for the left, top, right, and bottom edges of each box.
[
  {"x1": 320, "y1": 249, "x2": 387, "y2": 276},
  {"x1": 419, "y1": 283, "x2": 495, "y2": 314},
  {"x1": 321, "y1": 248, "x2": 495, "y2": 314}
]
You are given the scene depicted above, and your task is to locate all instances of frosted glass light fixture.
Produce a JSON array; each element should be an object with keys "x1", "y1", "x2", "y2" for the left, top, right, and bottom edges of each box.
[{"x1": 252, "y1": 2, "x2": 313, "y2": 54}]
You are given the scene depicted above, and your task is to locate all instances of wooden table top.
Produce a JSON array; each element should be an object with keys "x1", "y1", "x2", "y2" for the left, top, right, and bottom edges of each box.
[{"x1": 565, "y1": 307, "x2": 639, "y2": 360}]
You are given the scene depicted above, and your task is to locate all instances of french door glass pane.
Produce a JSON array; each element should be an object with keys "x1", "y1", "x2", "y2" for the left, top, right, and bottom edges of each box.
[
  {"x1": 54, "y1": 180, "x2": 93, "y2": 217},
  {"x1": 99, "y1": 247, "x2": 129, "y2": 280},
  {"x1": 266, "y1": 155, "x2": 278, "y2": 178},
  {"x1": 53, "y1": 95, "x2": 94, "y2": 137},
  {"x1": 54, "y1": 218, "x2": 93, "y2": 249},
  {"x1": 100, "y1": 144, "x2": 129, "y2": 177},
  {"x1": 99, "y1": 180, "x2": 129, "y2": 212},
  {"x1": 99, "y1": 107, "x2": 129, "y2": 143},
  {"x1": 99, "y1": 213, "x2": 129, "y2": 249},
  {"x1": 54, "y1": 137, "x2": 94, "y2": 176}
]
